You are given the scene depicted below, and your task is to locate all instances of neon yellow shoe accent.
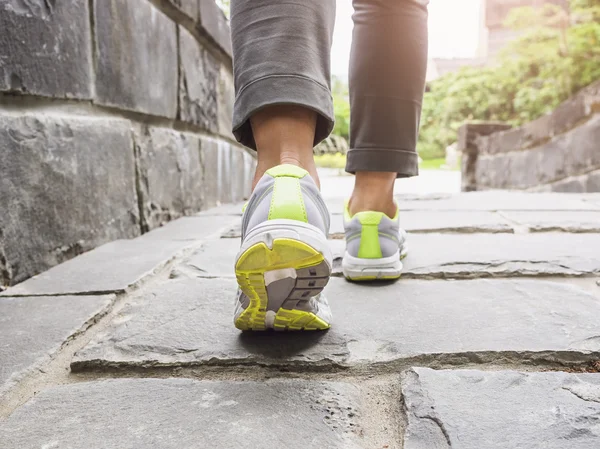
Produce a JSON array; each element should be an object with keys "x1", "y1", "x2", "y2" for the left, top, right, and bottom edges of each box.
[
  {"x1": 235, "y1": 238, "x2": 330, "y2": 331},
  {"x1": 266, "y1": 164, "x2": 308, "y2": 178},
  {"x1": 343, "y1": 199, "x2": 352, "y2": 222},
  {"x1": 268, "y1": 177, "x2": 308, "y2": 223},
  {"x1": 356, "y1": 212, "x2": 384, "y2": 259}
]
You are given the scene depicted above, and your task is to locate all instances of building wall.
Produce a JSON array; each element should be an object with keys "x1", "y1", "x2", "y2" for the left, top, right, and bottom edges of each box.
[
  {"x1": 482, "y1": 0, "x2": 569, "y2": 59},
  {"x1": 0, "y1": 0, "x2": 254, "y2": 287}
]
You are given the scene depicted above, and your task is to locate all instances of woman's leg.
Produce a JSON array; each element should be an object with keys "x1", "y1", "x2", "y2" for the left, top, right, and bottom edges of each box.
[
  {"x1": 230, "y1": 0, "x2": 336, "y2": 189},
  {"x1": 347, "y1": 0, "x2": 429, "y2": 216}
]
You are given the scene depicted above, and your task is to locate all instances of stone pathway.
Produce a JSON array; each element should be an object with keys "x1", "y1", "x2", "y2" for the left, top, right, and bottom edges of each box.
[{"x1": 1, "y1": 185, "x2": 600, "y2": 448}]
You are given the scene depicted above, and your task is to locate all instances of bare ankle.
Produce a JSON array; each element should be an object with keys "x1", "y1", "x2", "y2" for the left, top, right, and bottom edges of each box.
[
  {"x1": 250, "y1": 105, "x2": 320, "y2": 190},
  {"x1": 252, "y1": 153, "x2": 320, "y2": 190},
  {"x1": 349, "y1": 171, "x2": 397, "y2": 218}
]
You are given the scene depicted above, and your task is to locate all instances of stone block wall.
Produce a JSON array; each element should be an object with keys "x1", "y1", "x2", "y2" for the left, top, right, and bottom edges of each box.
[
  {"x1": 0, "y1": 0, "x2": 254, "y2": 287},
  {"x1": 460, "y1": 80, "x2": 600, "y2": 192}
]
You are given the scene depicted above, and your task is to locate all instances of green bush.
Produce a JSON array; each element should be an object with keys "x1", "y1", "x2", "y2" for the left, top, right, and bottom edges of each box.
[
  {"x1": 417, "y1": 0, "x2": 600, "y2": 160},
  {"x1": 332, "y1": 76, "x2": 350, "y2": 141}
]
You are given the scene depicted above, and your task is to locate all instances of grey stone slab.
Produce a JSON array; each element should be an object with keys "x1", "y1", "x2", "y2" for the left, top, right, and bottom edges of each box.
[
  {"x1": 329, "y1": 211, "x2": 513, "y2": 235},
  {"x1": 139, "y1": 216, "x2": 241, "y2": 242},
  {"x1": 403, "y1": 368, "x2": 600, "y2": 449},
  {"x1": 167, "y1": 0, "x2": 198, "y2": 20},
  {"x1": 202, "y1": 138, "x2": 252, "y2": 208},
  {"x1": 0, "y1": 114, "x2": 139, "y2": 287},
  {"x1": 540, "y1": 170, "x2": 600, "y2": 194},
  {"x1": 325, "y1": 192, "x2": 598, "y2": 214},
  {"x1": 0, "y1": 238, "x2": 192, "y2": 297},
  {"x1": 182, "y1": 233, "x2": 600, "y2": 279},
  {"x1": 134, "y1": 126, "x2": 203, "y2": 230},
  {"x1": 458, "y1": 122, "x2": 513, "y2": 191},
  {"x1": 0, "y1": 379, "x2": 362, "y2": 449},
  {"x1": 0, "y1": 0, "x2": 91, "y2": 98},
  {"x1": 475, "y1": 115, "x2": 600, "y2": 190},
  {"x1": 94, "y1": 0, "x2": 178, "y2": 118},
  {"x1": 73, "y1": 277, "x2": 600, "y2": 369},
  {"x1": 221, "y1": 222, "x2": 242, "y2": 238},
  {"x1": 178, "y1": 26, "x2": 219, "y2": 131},
  {"x1": 552, "y1": 175, "x2": 589, "y2": 193},
  {"x1": 196, "y1": 202, "x2": 246, "y2": 216},
  {"x1": 218, "y1": 63, "x2": 235, "y2": 138},
  {"x1": 182, "y1": 238, "x2": 239, "y2": 276},
  {"x1": 392, "y1": 192, "x2": 596, "y2": 212},
  {"x1": 586, "y1": 169, "x2": 600, "y2": 192},
  {"x1": 198, "y1": 0, "x2": 233, "y2": 56},
  {"x1": 0, "y1": 295, "x2": 113, "y2": 397},
  {"x1": 397, "y1": 233, "x2": 600, "y2": 278},
  {"x1": 223, "y1": 211, "x2": 512, "y2": 238},
  {"x1": 503, "y1": 211, "x2": 600, "y2": 232}
]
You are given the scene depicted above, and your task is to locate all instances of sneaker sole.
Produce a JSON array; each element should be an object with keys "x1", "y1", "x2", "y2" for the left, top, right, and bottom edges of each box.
[
  {"x1": 234, "y1": 222, "x2": 332, "y2": 331},
  {"x1": 342, "y1": 248, "x2": 408, "y2": 282}
]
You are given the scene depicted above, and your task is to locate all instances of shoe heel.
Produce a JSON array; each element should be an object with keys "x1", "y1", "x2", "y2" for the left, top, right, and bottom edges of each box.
[{"x1": 234, "y1": 236, "x2": 331, "y2": 331}]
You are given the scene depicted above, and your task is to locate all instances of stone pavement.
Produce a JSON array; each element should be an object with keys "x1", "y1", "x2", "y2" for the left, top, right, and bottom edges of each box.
[{"x1": 1, "y1": 181, "x2": 600, "y2": 448}]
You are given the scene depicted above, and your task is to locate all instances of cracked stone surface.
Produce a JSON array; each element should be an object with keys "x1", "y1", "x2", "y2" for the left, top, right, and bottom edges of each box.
[
  {"x1": 0, "y1": 379, "x2": 363, "y2": 449},
  {"x1": 402, "y1": 367, "x2": 600, "y2": 449},
  {"x1": 0, "y1": 0, "x2": 91, "y2": 98},
  {"x1": 332, "y1": 233, "x2": 600, "y2": 278},
  {"x1": 73, "y1": 277, "x2": 600, "y2": 369},
  {"x1": 502, "y1": 211, "x2": 600, "y2": 232},
  {"x1": 0, "y1": 295, "x2": 113, "y2": 397},
  {"x1": 0, "y1": 115, "x2": 140, "y2": 286},
  {"x1": 0, "y1": 212, "x2": 238, "y2": 296},
  {"x1": 0, "y1": 239, "x2": 192, "y2": 297},
  {"x1": 184, "y1": 233, "x2": 600, "y2": 279},
  {"x1": 134, "y1": 127, "x2": 204, "y2": 230},
  {"x1": 5, "y1": 186, "x2": 600, "y2": 447},
  {"x1": 178, "y1": 26, "x2": 219, "y2": 131},
  {"x1": 93, "y1": 0, "x2": 177, "y2": 117}
]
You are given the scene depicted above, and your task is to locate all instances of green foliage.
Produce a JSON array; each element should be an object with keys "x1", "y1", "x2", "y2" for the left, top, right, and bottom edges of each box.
[
  {"x1": 217, "y1": 0, "x2": 230, "y2": 18},
  {"x1": 332, "y1": 76, "x2": 351, "y2": 141},
  {"x1": 314, "y1": 153, "x2": 347, "y2": 169},
  {"x1": 417, "y1": 0, "x2": 600, "y2": 160}
]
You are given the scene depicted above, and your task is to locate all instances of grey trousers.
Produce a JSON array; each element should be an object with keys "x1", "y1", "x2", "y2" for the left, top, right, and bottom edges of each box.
[{"x1": 230, "y1": 0, "x2": 429, "y2": 177}]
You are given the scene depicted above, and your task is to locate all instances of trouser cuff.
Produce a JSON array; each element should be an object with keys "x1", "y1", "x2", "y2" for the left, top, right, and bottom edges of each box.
[
  {"x1": 346, "y1": 148, "x2": 419, "y2": 178},
  {"x1": 232, "y1": 75, "x2": 334, "y2": 151}
]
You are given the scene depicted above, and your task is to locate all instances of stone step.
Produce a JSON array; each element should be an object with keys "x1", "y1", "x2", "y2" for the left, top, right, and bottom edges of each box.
[
  {"x1": 0, "y1": 379, "x2": 363, "y2": 449},
  {"x1": 0, "y1": 295, "x2": 113, "y2": 398},
  {"x1": 0, "y1": 215, "x2": 238, "y2": 297},
  {"x1": 402, "y1": 367, "x2": 600, "y2": 449},
  {"x1": 325, "y1": 191, "x2": 599, "y2": 213},
  {"x1": 221, "y1": 209, "x2": 600, "y2": 237},
  {"x1": 184, "y1": 232, "x2": 600, "y2": 279},
  {"x1": 500, "y1": 210, "x2": 600, "y2": 233},
  {"x1": 222, "y1": 211, "x2": 514, "y2": 237},
  {"x1": 72, "y1": 277, "x2": 600, "y2": 371}
]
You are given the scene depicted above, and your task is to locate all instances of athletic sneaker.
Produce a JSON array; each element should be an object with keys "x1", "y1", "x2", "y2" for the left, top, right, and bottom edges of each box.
[
  {"x1": 342, "y1": 201, "x2": 408, "y2": 281},
  {"x1": 234, "y1": 164, "x2": 333, "y2": 331}
]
